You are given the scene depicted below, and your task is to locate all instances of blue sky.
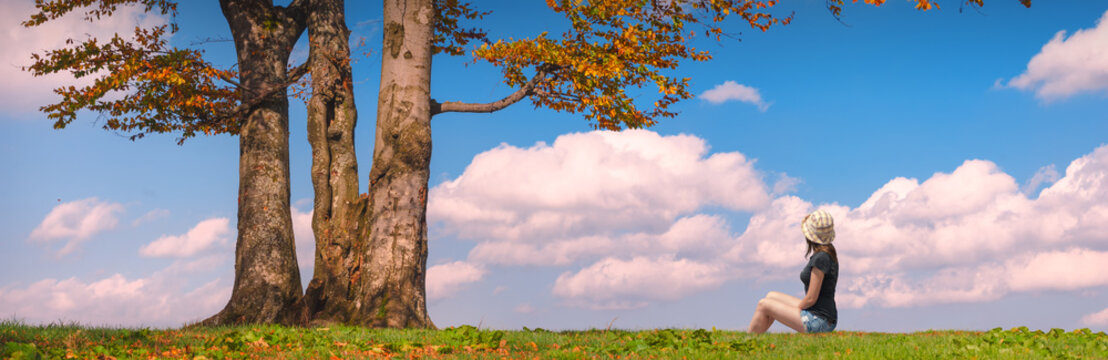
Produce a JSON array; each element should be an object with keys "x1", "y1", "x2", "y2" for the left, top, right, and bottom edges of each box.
[{"x1": 2, "y1": 0, "x2": 1108, "y2": 332}]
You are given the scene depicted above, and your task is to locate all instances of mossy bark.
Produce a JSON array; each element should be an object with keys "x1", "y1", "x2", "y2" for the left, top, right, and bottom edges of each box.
[{"x1": 301, "y1": 0, "x2": 366, "y2": 325}]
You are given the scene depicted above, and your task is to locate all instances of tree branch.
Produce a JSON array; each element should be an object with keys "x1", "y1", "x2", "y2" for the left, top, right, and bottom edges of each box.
[
  {"x1": 287, "y1": 61, "x2": 310, "y2": 83},
  {"x1": 431, "y1": 64, "x2": 557, "y2": 116},
  {"x1": 209, "y1": 61, "x2": 309, "y2": 124}
]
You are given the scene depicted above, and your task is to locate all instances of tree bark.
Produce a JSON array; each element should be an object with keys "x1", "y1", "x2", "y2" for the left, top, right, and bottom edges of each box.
[
  {"x1": 355, "y1": 0, "x2": 436, "y2": 328},
  {"x1": 302, "y1": 0, "x2": 551, "y2": 328},
  {"x1": 302, "y1": 0, "x2": 366, "y2": 325},
  {"x1": 201, "y1": 0, "x2": 307, "y2": 326}
]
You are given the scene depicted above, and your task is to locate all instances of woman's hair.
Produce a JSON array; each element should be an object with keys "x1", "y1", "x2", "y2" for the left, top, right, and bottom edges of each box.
[{"x1": 805, "y1": 239, "x2": 838, "y2": 264}]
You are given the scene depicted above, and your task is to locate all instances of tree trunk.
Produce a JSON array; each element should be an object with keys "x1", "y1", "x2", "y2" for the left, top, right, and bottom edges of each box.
[
  {"x1": 302, "y1": 0, "x2": 366, "y2": 325},
  {"x1": 201, "y1": 0, "x2": 307, "y2": 326},
  {"x1": 355, "y1": 0, "x2": 436, "y2": 328},
  {"x1": 302, "y1": 0, "x2": 434, "y2": 328}
]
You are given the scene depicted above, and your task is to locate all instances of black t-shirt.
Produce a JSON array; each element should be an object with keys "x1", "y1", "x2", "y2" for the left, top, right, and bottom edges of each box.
[{"x1": 800, "y1": 251, "x2": 838, "y2": 324}]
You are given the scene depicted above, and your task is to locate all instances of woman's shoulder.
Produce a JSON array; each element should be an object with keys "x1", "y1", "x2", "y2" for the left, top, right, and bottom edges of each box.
[{"x1": 810, "y1": 251, "x2": 837, "y2": 268}]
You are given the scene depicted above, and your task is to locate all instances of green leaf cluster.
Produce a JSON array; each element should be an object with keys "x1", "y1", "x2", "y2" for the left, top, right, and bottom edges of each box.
[
  {"x1": 440, "y1": 325, "x2": 505, "y2": 350},
  {"x1": 2, "y1": 342, "x2": 43, "y2": 360},
  {"x1": 952, "y1": 327, "x2": 1108, "y2": 359},
  {"x1": 586, "y1": 328, "x2": 771, "y2": 356}
]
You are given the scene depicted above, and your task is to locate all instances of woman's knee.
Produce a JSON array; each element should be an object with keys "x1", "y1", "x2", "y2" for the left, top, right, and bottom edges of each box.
[{"x1": 755, "y1": 298, "x2": 771, "y2": 313}]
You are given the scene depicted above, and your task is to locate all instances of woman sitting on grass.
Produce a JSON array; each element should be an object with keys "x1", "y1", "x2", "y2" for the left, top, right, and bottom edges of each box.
[{"x1": 748, "y1": 209, "x2": 838, "y2": 334}]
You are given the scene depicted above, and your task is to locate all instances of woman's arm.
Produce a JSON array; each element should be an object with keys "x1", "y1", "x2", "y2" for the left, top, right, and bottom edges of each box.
[{"x1": 799, "y1": 268, "x2": 824, "y2": 310}]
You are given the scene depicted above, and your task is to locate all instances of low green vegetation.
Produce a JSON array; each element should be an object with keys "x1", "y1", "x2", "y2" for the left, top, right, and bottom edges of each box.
[{"x1": 2, "y1": 320, "x2": 1105, "y2": 359}]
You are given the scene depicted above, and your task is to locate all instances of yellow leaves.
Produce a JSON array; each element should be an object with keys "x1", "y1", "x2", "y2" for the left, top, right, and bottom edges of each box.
[
  {"x1": 851, "y1": 0, "x2": 944, "y2": 10},
  {"x1": 914, "y1": 0, "x2": 939, "y2": 10},
  {"x1": 27, "y1": 12, "x2": 241, "y2": 143},
  {"x1": 476, "y1": 0, "x2": 795, "y2": 130}
]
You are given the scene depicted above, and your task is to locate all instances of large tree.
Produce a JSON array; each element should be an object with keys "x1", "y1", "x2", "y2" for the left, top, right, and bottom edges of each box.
[
  {"x1": 24, "y1": 0, "x2": 309, "y2": 325},
  {"x1": 25, "y1": 0, "x2": 1028, "y2": 328}
]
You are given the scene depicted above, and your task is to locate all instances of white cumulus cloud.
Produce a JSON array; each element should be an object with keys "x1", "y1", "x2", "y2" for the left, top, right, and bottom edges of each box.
[
  {"x1": 699, "y1": 81, "x2": 771, "y2": 111},
  {"x1": 29, "y1": 198, "x2": 124, "y2": 255},
  {"x1": 139, "y1": 218, "x2": 231, "y2": 258},
  {"x1": 1006, "y1": 248, "x2": 1108, "y2": 292},
  {"x1": 552, "y1": 255, "x2": 730, "y2": 310},
  {"x1": 0, "y1": 1, "x2": 168, "y2": 117},
  {"x1": 736, "y1": 144, "x2": 1108, "y2": 308},
  {"x1": 430, "y1": 130, "x2": 771, "y2": 245},
  {"x1": 291, "y1": 206, "x2": 316, "y2": 270},
  {"x1": 430, "y1": 129, "x2": 1108, "y2": 313},
  {"x1": 1083, "y1": 307, "x2": 1108, "y2": 326},
  {"x1": 466, "y1": 214, "x2": 737, "y2": 267},
  {"x1": 0, "y1": 258, "x2": 230, "y2": 327},
  {"x1": 426, "y1": 261, "x2": 487, "y2": 301},
  {"x1": 1006, "y1": 9, "x2": 1108, "y2": 100},
  {"x1": 839, "y1": 249, "x2": 1108, "y2": 309}
]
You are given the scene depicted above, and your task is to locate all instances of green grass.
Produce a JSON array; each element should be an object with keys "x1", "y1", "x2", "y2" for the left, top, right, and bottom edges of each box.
[{"x1": 1, "y1": 320, "x2": 1106, "y2": 359}]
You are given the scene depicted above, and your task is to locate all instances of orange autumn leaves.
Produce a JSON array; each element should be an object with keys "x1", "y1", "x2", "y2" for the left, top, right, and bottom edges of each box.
[
  {"x1": 473, "y1": 0, "x2": 792, "y2": 130},
  {"x1": 827, "y1": 0, "x2": 1029, "y2": 18},
  {"x1": 22, "y1": 0, "x2": 1024, "y2": 142},
  {"x1": 470, "y1": 0, "x2": 1023, "y2": 131},
  {"x1": 23, "y1": 0, "x2": 239, "y2": 144}
]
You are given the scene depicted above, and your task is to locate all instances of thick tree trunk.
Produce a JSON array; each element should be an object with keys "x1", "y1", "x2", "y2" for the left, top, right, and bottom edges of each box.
[
  {"x1": 302, "y1": 0, "x2": 366, "y2": 325},
  {"x1": 302, "y1": 0, "x2": 541, "y2": 328},
  {"x1": 355, "y1": 0, "x2": 436, "y2": 328},
  {"x1": 201, "y1": 0, "x2": 307, "y2": 326}
]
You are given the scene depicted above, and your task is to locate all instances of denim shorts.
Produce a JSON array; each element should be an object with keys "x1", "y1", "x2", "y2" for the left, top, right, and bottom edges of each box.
[{"x1": 800, "y1": 310, "x2": 836, "y2": 333}]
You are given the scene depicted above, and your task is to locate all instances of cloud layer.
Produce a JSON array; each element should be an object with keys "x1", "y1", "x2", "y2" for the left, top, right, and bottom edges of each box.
[
  {"x1": 699, "y1": 81, "x2": 771, "y2": 111},
  {"x1": 431, "y1": 130, "x2": 772, "y2": 246},
  {"x1": 427, "y1": 261, "x2": 486, "y2": 301},
  {"x1": 429, "y1": 130, "x2": 1108, "y2": 313},
  {"x1": 428, "y1": 130, "x2": 780, "y2": 308},
  {"x1": 552, "y1": 255, "x2": 730, "y2": 310},
  {"x1": 0, "y1": 256, "x2": 230, "y2": 327},
  {"x1": 139, "y1": 218, "x2": 232, "y2": 258},
  {"x1": 29, "y1": 198, "x2": 124, "y2": 255},
  {"x1": 6, "y1": 208, "x2": 319, "y2": 327},
  {"x1": 738, "y1": 146, "x2": 1108, "y2": 308},
  {"x1": 7, "y1": 131, "x2": 1107, "y2": 327},
  {"x1": 1006, "y1": 9, "x2": 1108, "y2": 100}
]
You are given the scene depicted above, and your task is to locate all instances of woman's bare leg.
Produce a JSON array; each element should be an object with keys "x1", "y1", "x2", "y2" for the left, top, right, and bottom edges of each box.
[
  {"x1": 766, "y1": 291, "x2": 802, "y2": 308},
  {"x1": 748, "y1": 296, "x2": 806, "y2": 334}
]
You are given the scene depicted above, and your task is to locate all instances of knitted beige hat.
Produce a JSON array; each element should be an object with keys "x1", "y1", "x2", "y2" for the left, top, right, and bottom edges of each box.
[{"x1": 802, "y1": 209, "x2": 835, "y2": 245}]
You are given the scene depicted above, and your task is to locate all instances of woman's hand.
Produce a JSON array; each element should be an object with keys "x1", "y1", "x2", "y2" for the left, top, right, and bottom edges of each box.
[{"x1": 799, "y1": 268, "x2": 824, "y2": 310}]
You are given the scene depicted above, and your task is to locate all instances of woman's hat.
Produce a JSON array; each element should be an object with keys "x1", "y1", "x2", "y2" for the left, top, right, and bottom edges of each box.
[{"x1": 802, "y1": 209, "x2": 835, "y2": 245}]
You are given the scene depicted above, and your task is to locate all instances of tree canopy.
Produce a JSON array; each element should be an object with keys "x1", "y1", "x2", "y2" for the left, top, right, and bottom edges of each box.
[
  {"x1": 20, "y1": 0, "x2": 1032, "y2": 141},
  {"x1": 23, "y1": 0, "x2": 246, "y2": 144}
]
